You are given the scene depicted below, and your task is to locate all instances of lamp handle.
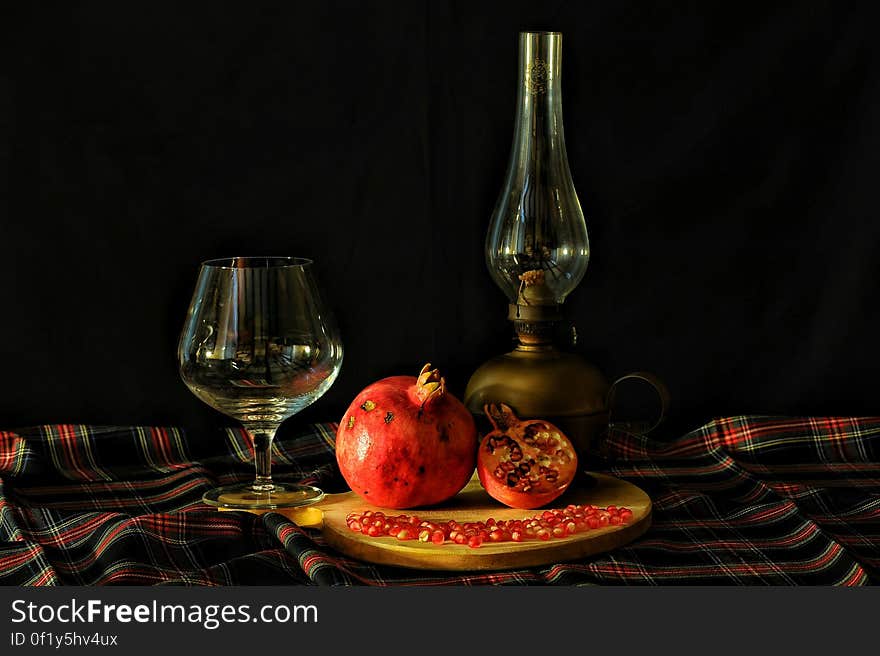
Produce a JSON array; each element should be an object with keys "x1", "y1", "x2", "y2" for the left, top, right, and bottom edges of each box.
[{"x1": 605, "y1": 371, "x2": 670, "y2": 437}]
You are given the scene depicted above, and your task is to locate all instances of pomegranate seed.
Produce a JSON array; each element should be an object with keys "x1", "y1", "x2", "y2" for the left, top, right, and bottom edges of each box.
[{"x1": 352, "y1": 504, "x2": 636, "y2": 546}]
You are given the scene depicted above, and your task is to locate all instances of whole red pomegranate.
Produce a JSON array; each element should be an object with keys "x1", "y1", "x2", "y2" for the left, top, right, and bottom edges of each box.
[
  {"x1": 335, "y1": 364, "x2": 477, "y2": 509},
  {"x1": 477, "y1": 403, "x2": 578, "y2": 509}
]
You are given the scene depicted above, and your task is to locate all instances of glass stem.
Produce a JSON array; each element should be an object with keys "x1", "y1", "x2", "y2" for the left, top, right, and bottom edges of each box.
[{"x1": 247, "y1": 426, "x2": 278, "y2": 492}]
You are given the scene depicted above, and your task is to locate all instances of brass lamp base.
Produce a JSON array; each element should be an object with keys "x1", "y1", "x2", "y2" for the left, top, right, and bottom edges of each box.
[{"x1": 463, "y1": 344, "x2": 610, "y2": 461}]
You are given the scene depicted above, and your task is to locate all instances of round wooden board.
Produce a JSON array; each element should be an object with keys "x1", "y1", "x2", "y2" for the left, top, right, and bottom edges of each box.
[{"x1": 284, "y1": 472, "x2": 651, "y2": 571}]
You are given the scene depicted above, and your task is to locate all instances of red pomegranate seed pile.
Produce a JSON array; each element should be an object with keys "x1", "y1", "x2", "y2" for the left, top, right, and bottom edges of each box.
[{"x1": 345, "y1": 504, "x2": 634, "y2": 548}]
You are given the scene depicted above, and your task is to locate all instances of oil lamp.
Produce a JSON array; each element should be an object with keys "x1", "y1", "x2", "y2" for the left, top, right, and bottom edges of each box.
[{"x1": 464, "y1": 31, "x2": 611, "y2": 458}]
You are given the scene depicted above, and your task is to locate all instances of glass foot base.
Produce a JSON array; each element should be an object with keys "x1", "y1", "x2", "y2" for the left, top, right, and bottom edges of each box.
[{"x1": 202, "y1": 482, "x2": 325, "y2": 510}]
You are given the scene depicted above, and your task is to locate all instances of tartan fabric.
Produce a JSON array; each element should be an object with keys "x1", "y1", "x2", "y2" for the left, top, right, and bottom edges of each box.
[{"x1": 1, "y1": 416, "x2": 879, "y2": 586}]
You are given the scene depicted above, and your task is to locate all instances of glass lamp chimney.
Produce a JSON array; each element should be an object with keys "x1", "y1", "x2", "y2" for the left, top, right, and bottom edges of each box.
[{"x1": 485, "y1": 31, "x2": 590, "y2": 309}]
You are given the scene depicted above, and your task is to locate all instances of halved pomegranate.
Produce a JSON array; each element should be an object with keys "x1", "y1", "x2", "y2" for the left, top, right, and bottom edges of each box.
[{"x1": 476, "y1": 403, "x2": 578, "y2": 509}]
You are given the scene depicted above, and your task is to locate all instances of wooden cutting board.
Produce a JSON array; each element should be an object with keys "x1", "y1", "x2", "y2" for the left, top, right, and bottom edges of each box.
[{"x1": 272, "y1": 472, "x2": 651, "y2": 571}]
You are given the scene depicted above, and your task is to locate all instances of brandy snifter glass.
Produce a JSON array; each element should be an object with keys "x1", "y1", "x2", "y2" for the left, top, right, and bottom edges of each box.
[{"x1": 178, "y1": 256, "x2": 343, "y2": 510}]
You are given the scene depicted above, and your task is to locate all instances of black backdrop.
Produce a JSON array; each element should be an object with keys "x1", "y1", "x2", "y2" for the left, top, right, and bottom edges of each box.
[{"x1": 3, "y1": 2, "x2": 879, "y2": 442}]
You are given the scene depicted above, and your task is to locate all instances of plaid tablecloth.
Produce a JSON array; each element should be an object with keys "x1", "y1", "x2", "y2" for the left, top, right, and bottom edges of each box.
[{"x1": 1, "y1": 416, "x2": 879, "y2": 586}]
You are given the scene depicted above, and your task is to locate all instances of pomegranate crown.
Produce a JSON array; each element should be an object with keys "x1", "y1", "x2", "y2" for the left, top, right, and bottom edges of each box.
[
  {"x1": 484, "y1": 403, "x2": 518, "y2": 431},
  {"x1": 416, "y1": 363, "x2": 446, "y2": 408}
]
